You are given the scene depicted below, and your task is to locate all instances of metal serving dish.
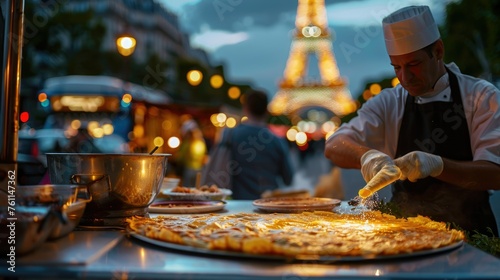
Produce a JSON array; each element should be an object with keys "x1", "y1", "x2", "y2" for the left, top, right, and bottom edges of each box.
[
  {"x1": 15, "y1": 184, "x2": 91, "y2": 241},
  {"x1": 48, "y1": 199, "x2": 87, "y2": 240},
  {"x1": 46, "y1": 153, "x2": 170, "y2": 220},
  {"x1": 0, "y1": 205, "x2": 57, "y2": 256},
  {"x1": 15, "y1": 184, "x2": 82, "y2": 207}
]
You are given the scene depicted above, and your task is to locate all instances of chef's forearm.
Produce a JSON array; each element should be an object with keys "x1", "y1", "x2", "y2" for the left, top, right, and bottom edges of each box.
[
  {"x1": 436, "y1": 159, "x2": 500, "y2": 190},
  {"x1": 324, "y1": 134, "x2": 371, "y2": 169}
]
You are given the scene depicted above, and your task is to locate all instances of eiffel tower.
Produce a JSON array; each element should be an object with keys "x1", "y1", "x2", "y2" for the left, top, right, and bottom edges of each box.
[{"x1": 268, "y1": 0, "x2": 355, "y2": 119}]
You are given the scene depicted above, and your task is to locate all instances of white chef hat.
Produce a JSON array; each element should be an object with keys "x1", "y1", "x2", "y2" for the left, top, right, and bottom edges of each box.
[{"x1": 382, "y1": 5, "x2": 440, "y2": 56}]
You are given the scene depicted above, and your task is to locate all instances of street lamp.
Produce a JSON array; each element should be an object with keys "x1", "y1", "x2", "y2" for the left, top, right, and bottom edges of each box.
[
  {"x1": 116, "y1": 33, "x2": 136, "y2": 57},
  {"x1": 186, "y1": 70, "x2": 203, "y2": 86},
  {"x1": 116, "y1": 33, "x2": 136, "y2": 81},
  {"x1": 210, "y1": 74, "x2": 224, "y2": 89}
]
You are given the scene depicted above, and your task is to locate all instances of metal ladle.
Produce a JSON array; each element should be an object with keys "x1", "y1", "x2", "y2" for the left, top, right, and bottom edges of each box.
[{"x1": 149, "y1": 146, "x2": 160, "y2": 155}]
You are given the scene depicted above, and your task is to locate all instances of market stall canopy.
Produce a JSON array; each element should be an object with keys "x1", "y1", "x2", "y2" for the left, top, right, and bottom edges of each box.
[{"x1": 41, "y1": 75, "x2": 172, "y2": 106}]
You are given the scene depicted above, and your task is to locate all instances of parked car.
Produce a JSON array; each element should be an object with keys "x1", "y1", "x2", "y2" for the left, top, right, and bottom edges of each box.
[
  {"x1": 17, "y1": 129, "x2": 68, "y2": 185},
  {"x1": 93, "y1": 134, "x2": 129, "y2": 153}
]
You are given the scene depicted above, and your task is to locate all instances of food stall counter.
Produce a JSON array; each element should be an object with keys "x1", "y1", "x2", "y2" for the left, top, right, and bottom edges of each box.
[{"x1": 6, "y1": 200, "x2": 500, "y2": 280}]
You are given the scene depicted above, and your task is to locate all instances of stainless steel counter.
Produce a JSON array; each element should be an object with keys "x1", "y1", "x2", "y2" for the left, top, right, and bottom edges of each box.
[{"x1": 7, "y1": 200, "x2": 500, "y2": 279}]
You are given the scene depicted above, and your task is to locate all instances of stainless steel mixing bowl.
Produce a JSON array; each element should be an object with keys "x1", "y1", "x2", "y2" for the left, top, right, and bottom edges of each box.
[{"x1": 46, "y1": 153, "x2": 170, "y2": 219}]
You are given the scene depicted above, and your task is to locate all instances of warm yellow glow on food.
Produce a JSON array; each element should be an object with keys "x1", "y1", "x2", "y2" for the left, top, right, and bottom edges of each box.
[{"x1": 127, "y1": 210, "x2": 465, "y2": 258}]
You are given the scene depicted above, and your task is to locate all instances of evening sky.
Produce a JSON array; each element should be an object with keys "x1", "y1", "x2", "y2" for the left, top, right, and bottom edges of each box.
[{"x1": 158, "y1": 0, "x2": 455, "y2": 98}]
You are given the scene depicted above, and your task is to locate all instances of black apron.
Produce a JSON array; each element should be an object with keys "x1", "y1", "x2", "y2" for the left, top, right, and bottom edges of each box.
[{"x1": 393, "y1": 68, "x2": 498, "y2": 236}]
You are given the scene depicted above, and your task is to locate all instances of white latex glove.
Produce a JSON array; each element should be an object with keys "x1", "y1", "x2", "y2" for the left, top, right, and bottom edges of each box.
[
  {"x1": 360, "y1": 149, "x2": 397, "y2": 182},
  {"x1": 359, "y1": 164, "x2": 401, "y2": 198},
  {"x1": 394, "y1": 151, "x2": 443, "y2": 182},
  {"x1": 359, "y1": 150, "x2": 401, "y2": 198}
]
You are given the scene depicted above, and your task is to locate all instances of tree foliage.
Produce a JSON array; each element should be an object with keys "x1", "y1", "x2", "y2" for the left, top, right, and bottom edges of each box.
[
  {"x1": 441, "y1": 0, "x2": 500, "y2": 81},
  {"x1": 22, "y1": 1, "x2": 107, "y2": 78},
  {"x1": 20, "y1": 0, "x2": 253, "y2": 109}
]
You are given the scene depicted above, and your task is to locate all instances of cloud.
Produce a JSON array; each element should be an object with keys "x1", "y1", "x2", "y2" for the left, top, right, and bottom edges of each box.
[
  {"x1": 162, "y1": 0, "x2": 300, "y2": 33},
  {"x1": 158, "y1": 0, "x2": 455, "y2": 98},
  {"x1": 326, "y1": 0, "x2": 457, "y2": 27},
  {"x1": 190, "y1": 26, "x2": 250, "y2": 52},
  {"x1": 326, "y1": 0, "x2": 402, "y2": 27},
  {"x1": 157, "y1": 0, "x2": 202, "y2": 14}
]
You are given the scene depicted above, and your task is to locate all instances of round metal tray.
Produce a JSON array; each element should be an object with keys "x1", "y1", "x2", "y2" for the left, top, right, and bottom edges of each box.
[{"x1": 128, "y1": 229, "x2": 464, "y2": 262}]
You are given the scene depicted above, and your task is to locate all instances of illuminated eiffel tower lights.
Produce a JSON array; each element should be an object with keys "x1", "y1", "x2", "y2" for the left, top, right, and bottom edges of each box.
[{"x1": 268, "y1": 0, "x2": 356, "y2": 118}]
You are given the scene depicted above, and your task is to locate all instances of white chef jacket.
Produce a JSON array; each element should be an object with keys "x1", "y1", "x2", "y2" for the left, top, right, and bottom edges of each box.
[{"x1": 332, "y1": 62, "x2": 500, "y2": 165}]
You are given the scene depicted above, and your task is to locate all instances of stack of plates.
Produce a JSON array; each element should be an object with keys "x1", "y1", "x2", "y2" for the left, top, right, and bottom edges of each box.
[
  {"x1": 148, "y1": 200, "x2": 227, "y2": 214},
  {"x1": 252, "y1": 197, "x2": 341, "y2": 213},
  {"x1": 160, "y1": 188, "x2": 232, "y2": 201},
  {"x1": 149, "y1": 188, "x2": 232, "y2": 214}
]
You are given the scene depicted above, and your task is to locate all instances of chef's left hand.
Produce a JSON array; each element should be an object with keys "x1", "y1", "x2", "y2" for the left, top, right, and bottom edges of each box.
[{"x1": 394, "y1": 151, "x2": 443, "y2": 182}]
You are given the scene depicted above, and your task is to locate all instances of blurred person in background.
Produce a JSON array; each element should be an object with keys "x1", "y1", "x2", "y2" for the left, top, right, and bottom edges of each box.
[
  {"x1": 64, "y1": 127, "x2": 101, "y2": 153},
  {"x1": 175, "y1": 115, "x2": 207, "y2": 188},
  {"x1": 324, "y1": 5, "x2": 500, "y2": 236},
  {"x1": 225, "y1": 89, "x2": 294, "y2": 199}
]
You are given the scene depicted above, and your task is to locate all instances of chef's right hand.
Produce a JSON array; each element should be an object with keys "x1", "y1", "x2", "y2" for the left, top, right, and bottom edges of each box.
[{"x1": 360, "y1": 149, "x2": 397, "y2": 182}]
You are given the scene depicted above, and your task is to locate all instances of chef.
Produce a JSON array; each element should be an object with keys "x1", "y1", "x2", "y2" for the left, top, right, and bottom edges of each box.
[{"x1": 325, "y1": 5, "x2": 500, "y2": 236}]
